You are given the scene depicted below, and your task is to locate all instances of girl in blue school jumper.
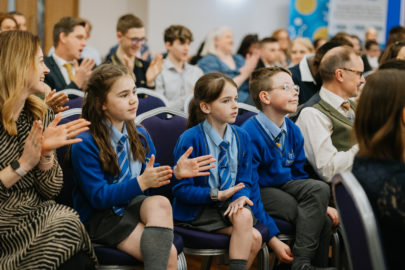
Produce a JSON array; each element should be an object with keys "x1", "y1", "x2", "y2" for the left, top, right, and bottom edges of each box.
[
  {"x1": 172, "y1": 73, "x2": 262, "y2": 270},
  {"x1": 70, "y1": 64, "x2": 214, "y2": 270}
]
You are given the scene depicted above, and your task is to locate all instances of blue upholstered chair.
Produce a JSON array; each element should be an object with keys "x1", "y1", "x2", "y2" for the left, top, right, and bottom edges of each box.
[
  {"x1": 332, "y1": 172, "x2": 387, "y2": 270},
  {"x1": 56, "y1": 108, "x2": 187, "y2": 270},
  {"x1": 175, "y1": 223, "x2": 271, "y2": 270},
  {"x1": 136, "y1": 87, "x2": 168, "y2": 115}
]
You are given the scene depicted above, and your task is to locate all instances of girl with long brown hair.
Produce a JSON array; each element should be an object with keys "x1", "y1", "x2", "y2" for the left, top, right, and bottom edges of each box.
[{"x1": 70, "y1": 63, "x2": 214, "y2": 269}]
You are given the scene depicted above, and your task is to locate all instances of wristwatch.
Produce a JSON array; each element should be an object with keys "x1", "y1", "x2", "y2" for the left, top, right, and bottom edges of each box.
[
  {"x1": 210, "y1": 188, "x2": 219, "y2": 201},
  {"x1": 10, "y1": 160, "x2": 27, "y2": 177}
]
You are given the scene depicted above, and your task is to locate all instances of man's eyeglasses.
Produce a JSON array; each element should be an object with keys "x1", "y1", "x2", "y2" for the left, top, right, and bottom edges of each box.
[
  {"x1": 340, "y1": 68, "x2": 364, "y2": 78},
  {"x1": 270, "y1": 84, "x2": 300, "y2": 94},
  {"x1": 127, "y1": 37, "x2": 147, "y2": 45}
]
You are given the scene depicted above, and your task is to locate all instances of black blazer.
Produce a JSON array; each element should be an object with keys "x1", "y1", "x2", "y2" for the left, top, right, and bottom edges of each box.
[{"x1": 44, "y1": 56, "x2": 81, "y2": 92}]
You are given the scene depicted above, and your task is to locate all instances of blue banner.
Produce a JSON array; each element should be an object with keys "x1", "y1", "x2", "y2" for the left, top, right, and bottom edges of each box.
[{"x1": 288, "y1": 0, "x2": 330, "y2": 41}]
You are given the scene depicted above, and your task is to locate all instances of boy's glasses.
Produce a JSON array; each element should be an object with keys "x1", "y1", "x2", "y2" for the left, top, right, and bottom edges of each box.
[
  {"x1": 128, "y1": 37, "x2": 147, "y2": 45},
  {"x1": 271, "y1": 84, "x2": 300, "y2": 94},
  {"x1": 340, "y1": 68, "x2": 364, "y2": 78}
]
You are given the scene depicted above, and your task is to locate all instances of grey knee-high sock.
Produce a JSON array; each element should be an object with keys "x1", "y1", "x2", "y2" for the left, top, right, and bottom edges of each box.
[
  {"x1": 229, "y1": 259, "x2": 247, "y2": 270},
  {"x1": 140, "y1": 226, "x2": 174, "y2": 270}
]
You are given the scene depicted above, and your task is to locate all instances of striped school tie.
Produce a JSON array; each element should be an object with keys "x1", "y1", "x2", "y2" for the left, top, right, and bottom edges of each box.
[
  {"x1": 274, "y1": 130, "x2": 285, "y2": 149},
  {"x1": 113, "y1": 135, "x2": 131, "y2": 216},
  {"x1": 218, "y1": 141, "x2": 231, "y2": 190}
]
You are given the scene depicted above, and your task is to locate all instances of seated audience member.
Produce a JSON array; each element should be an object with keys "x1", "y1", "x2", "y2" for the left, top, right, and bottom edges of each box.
[
  {"x1": 189, "y1": 41, "x2": 205, "y2": 65},
  {"x1": 349, "y1": 34, "x2": 362, "y2": 52},
  {"x1": 313, "y1": 38, "x2": 327, "y2": 51},
  {"x1": 329, "y1": 32, "x2": 354, "y2": 48},
  {"x1": 71, "y1": 64, "x2": 214, "y2": 269},
  {"x1": 105, "y1": 14, "x2": 163, "y2": 89},
  {"x1": 0, "y1": 14, "x2": 17, "y2": 32},
  {"x1": 296, "y1": 46, "x2": 365, "y2": 182},
  {"x1": 364, "y1": 27, "x2": 378, "y2": 42},
  {"x1": 289, "y1": 42, "x2": 342, "y2": 105},
  {"x1": 257, "y1": 37, "x2": 281, "y2": 68},
  {"x1": 362, "y1": 40, "x2": 381, "y2": 72},
  {"x1": 172, "y1": 73, "x2": 262, "y2": 270},
  {"x1": 0, "y1": 30, "x2": 96, "y2": 269},
  {"x1": 378, "y1": 59, "x2": 405, "y2": 70},
  {"x1": 352, "y1": 69, "x2": 405, "y2": 269},
  {"x1": 198, "y1": 27, "x2": 258, "y2": 102},
  {"x1": 271, "y1": 28, "x2": 291, "y2": 67},
  {"x1": 80, "y1": 18, "x2": 102, "y2": 65},
  {"x1": 44, "y1": 17, "x2": 95, "y2": 92},
  {"x1": 9, "y1": 11, "x2": 26, "y2": 31},
  {"x1": 243, "y1": 67, "x2": 337, "y2": 270},
  {"x1": 237, "y1": 34, "x2": 260, "y2": 59},
  {"x1": 290, "y1": 37, "x2": 315, "y2": 66},
  {"x1": 379, "y1": 41, "x2": 405, "y2": 65},
  {"x1": 386, "y1": 26, "x2": 405, "y2": 47},
  {"x1": 155, "y1": 25, "x2": 203, "y2": 110}
]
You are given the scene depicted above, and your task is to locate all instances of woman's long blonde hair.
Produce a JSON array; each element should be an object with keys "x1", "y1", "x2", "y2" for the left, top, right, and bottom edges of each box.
[{"x1": 0, "y1": 31, "x2": 47, "y2": 135}]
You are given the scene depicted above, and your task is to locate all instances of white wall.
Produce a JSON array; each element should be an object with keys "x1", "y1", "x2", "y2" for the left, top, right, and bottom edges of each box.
[{"x1": 79, "y1": 0, "x2": 289, "y2": 58}]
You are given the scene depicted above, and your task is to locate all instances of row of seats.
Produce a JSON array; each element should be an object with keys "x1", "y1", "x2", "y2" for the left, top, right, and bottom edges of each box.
[{"x1": 57, "y1": 90, "x2": 387, "y2": 269}]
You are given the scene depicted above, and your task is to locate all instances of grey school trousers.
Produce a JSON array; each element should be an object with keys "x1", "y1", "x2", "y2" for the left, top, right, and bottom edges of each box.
[{"x1": 260, "y1": 179, "x2": 332, "y2": 266}]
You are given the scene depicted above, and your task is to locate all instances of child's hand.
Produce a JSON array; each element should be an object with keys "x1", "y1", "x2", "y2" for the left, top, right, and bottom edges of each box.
[
  {"x1": 173, "y1": 147, "x2": 216, "y2": 179},
  {"x1": 223, "y1": 195, "x2": 253, "y2": 217},
  {"x1": 138, "y1": 155, "x2": 172, "y2": 191},
  {"x1": 268, "y1": 236, "x2": 294, "y2": 264},
  {"x1": 327, "y1": 206, "x2": 340, "y2": 227},
  {"x1": 218, "y1": 182, "x2": 245, "y2": 201}
]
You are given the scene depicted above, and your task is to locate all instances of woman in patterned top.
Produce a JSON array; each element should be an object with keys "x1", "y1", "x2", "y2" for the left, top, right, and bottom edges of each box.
[{"x1": 0, "y1": 31, "x2": 96, "y2": 269}]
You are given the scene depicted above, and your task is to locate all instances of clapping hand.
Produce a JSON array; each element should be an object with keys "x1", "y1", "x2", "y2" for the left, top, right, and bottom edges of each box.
[
  {"x1": 45, "y1": 89, "x2": 69, "y2": 113},
  {"x1": 138, "y1": 155, "x2": 172, "y2": 191},
  {"x1": 173, "y1": 147, "x2": 216, "y2": 179},
  {"x1": 41, "y1": 113, "x2": 90, "y2": 154}
]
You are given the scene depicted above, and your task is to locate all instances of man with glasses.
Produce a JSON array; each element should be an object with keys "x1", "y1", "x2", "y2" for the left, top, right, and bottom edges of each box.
[
  {"x1": 44, "y1": 17, "x2": 96, "y2": 92},
  {"x1": 106, "y1": 14, "x2": 163, "y2": 89},
  {"x1": 296, "y1": 46, "x2": 365, "y2": 182}
]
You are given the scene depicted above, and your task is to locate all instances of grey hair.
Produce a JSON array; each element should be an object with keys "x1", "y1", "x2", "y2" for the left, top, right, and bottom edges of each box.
[{"x1": 200, "y1": 26, "x2": 232, "y2": 57}]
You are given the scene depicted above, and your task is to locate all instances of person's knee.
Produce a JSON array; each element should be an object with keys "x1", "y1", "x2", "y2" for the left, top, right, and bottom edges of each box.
[
  {"x1": 252, "y1": 228, "x2": 263, "y2": 253},
  {"x1": 149, "y1": 195, "x2": 172, "y2": 216},
  {"x1": 232, "y1": 208, "x2": 253, "y2": 229},
  {"x1": 310, "y1": 180, "x2": 331, "y2": 202}
]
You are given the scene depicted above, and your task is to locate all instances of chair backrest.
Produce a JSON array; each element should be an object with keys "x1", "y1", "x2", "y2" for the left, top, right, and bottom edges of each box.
[
  {"x1": 65, "y1": 96, "x2": 83, "y2": 110},
  {"x1": 137, "y1": 88, "x2": 169, "y2": 115},
  {"x1": 234, "y1": 103, "x2": 259, "y2": 126},
  {"x1": 59, "y1": 88, "x2": 85, "y2": 98},
  {"x1": 136, "y1": 107, "x2": 187, "y2": 199},
  {"x1": 136, "y1": 107, "x2": 187, "y2": 167},
  {"x1": 332, "y1": 172, "x2": 387, "y2": 270},
  {"x1": 55, "y1": 108, "x2": 82, "y2": 207}
]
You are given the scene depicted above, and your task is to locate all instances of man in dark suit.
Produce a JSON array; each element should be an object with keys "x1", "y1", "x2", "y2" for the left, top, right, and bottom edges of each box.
[{"x1": 44, "y1": 17, "x2": 95, "y2": 92}]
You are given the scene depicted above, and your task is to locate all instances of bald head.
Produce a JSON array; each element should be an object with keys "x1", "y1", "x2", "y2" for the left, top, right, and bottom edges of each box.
[
  {"x1": 365, "y1": 27, "x2": 378, "y2": 42},
  {"x1": 319, "y1": 46, "x2": 361, "y2": 83}
]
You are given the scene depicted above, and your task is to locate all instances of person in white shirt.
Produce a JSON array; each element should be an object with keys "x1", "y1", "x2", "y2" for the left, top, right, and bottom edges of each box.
[
  {"x1": 296, "y1": 46, "x2": 365, "y2": 182},
  {"x1": 155, "y1": 25, "x2": 203, "y2": 110}
]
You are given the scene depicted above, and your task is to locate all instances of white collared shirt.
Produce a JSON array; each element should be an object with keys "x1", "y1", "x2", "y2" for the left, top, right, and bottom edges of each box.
[
  {"x1": 295, "y1": 87, "x2": 359, "y2": 182},
  {"x1": 299, "y1": 54, "x2": 316, "y2": 84},
  {"x1": 155, "y1": 58, "x2": 203, "y2": 110},
  {"x1": 52, "y1": 53, "x2": 75, "y2": 85}
]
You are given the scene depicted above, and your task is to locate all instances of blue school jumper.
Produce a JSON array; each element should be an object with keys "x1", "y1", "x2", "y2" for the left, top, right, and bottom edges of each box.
[
  {"x1": 242, "y1": 116, "x2": 308, "y2": 188},
  {"x1": 71, "y1": 126, "x2": 155, "y2": 223},
  {"x1": 172, "y1": 123, "x2": 252, "y2": 222},
  {"x1": 240, "y1": 116, "x2": 309, "y2": 238}
]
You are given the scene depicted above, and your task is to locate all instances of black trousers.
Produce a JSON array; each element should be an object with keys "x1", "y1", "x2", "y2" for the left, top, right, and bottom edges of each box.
[{"x1": 260, "y1": 179, "x2": 331, "y2": 267}]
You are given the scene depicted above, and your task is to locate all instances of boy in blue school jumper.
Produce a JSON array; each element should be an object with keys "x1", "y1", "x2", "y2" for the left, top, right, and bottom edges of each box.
[{"x1": 242, "y1": 67, "x2": 338, "y2": 270}]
